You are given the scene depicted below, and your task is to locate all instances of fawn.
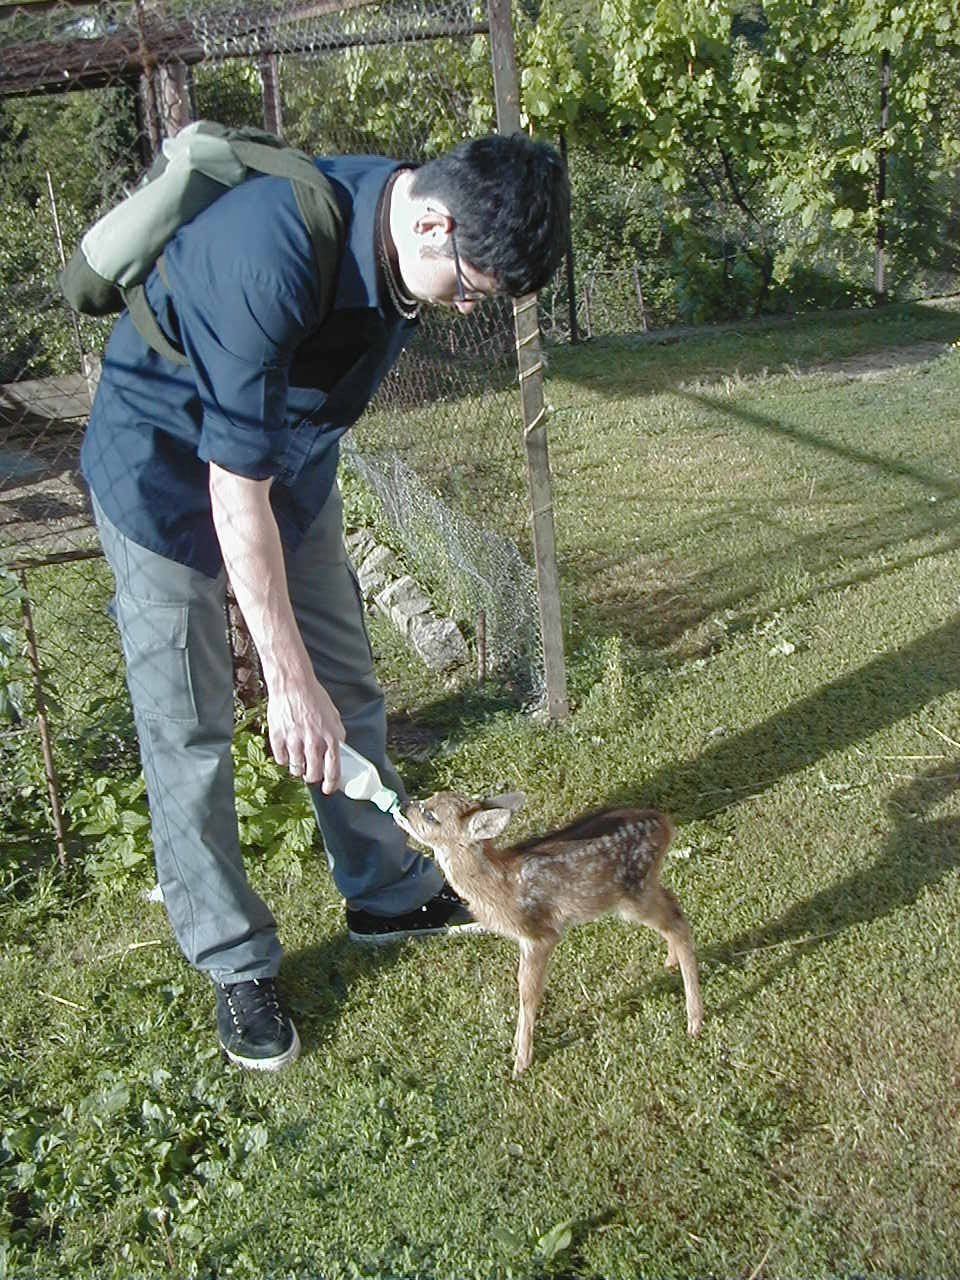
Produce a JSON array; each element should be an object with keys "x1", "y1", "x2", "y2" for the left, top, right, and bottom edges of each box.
[{"x1": 396, "y1": 791, "x2": 703, "y2": 1075}]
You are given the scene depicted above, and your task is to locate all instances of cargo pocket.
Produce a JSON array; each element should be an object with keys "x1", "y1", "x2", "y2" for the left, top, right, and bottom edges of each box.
[{"x1": 115, "y1": 594, "x2": 197, "y2": 722}]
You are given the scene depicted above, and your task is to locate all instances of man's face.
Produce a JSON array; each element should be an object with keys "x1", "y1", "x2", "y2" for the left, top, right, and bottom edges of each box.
[
  {"x1": 408, "y1": 244, "x2": 500, "y2": 315},
  {"x1": 400, "y1": 204, "x2": 501, "y2": 315}
]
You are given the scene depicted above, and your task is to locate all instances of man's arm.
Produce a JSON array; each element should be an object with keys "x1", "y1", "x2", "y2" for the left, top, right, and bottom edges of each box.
[{"x1": 209, "y1": 461, "x2": 343, "y2": 791}]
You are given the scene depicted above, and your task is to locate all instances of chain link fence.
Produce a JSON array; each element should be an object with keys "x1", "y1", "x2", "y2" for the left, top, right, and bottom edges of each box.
[
  {"x1": 542, "y1": 257, "x2": 960, "y2": 344},
  {"x1": 0, "y1": 0, "x2": 558, "y2": 858}
]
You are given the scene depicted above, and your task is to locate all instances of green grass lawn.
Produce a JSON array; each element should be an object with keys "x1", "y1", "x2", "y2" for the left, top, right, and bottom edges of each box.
[{"x1": 3, "y1": 301, "x2": 960, "y2": 1278}]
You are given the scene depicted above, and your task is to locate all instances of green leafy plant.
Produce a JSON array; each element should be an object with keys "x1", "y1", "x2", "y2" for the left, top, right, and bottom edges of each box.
[
  {"x1": 231, "y1": 725, "x2": 317, "y2": 880},
  {"x1": 0, "y1": 571, "x2": 26, "y2": 726},
  {"x1": 0, "y1": 625, "x2": 24, "y2": 726},
  {"x1": 66, "y1": 774, "x2": 152, "y2": 888},
  {"x1": 1, "y1": 1064, "x2": 272, "y2": 1266},
  {"x1": 64, "y1": 723, "x2": 319, "y2": 893}
]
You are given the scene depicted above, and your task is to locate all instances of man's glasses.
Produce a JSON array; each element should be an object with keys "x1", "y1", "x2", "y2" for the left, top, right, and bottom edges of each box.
[{"x1": 449, "y1": 226, "x2": 490, "y2": 304}]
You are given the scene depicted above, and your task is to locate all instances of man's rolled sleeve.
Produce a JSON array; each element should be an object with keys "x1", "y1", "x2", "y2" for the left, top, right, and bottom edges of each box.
[{"x1": 194, "y1": 351, "x2": 291, "y2": 479}]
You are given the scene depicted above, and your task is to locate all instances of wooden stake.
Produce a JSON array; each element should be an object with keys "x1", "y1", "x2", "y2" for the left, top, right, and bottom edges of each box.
[
  {"x1": 477, "y1": 608, "x2": 487, "y2": 684},
  {"x1": 487, "y1": 0, "x2": 569, "y2": 720},
  {"x1": 17, "y1": 571, "x2": 68, "y2": 867},
  {"x1": 260, "y1": 53, "x2": 283, "y2": 135}
]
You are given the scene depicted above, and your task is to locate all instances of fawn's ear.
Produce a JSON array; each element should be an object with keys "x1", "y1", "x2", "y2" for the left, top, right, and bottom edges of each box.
[
  {"x1": 465, "y1": 806, "x2": 515, "y2": 842},
  {"x1": 483, "y1": 790, "x2": 526, "y2": 813}
]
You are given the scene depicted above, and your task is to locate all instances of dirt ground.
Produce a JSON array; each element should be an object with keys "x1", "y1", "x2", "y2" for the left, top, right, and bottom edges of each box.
[{"x1": 805, "y1": 339, "x2": 951, "y2": 380}]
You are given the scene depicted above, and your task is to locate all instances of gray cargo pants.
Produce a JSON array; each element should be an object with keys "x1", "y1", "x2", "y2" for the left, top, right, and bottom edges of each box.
[{"x1": 92, "y1": 484, "x2": 442, "y2": 985}]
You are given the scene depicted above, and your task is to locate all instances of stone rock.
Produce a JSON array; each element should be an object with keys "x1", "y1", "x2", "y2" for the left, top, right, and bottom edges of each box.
[
  {"x1": 356, "y1": 544, "x2": 397, "y2": 596},
  {"x1": 375, "y1": 574, "x2": 433, "y2": 635},
  {"x1": 409, "y1": 614, "x2": 469, "y2": 671},
  {"x1": 345, "y1": 526, "x2": 376, "y2": 565}
]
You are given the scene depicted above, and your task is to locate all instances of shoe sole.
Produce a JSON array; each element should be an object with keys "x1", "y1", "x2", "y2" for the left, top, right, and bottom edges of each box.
[
  {"x1": 221, "y1": 1023, "x2": 302, "y2": 1072},
  {"x1": 348, "y1": 921, "x2": 487, "y2": 946}
]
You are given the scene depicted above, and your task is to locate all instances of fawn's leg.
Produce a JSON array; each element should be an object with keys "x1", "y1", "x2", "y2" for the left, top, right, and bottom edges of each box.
[
  {"x1": 513, "y1": 935, "x2": 558, "y2": 1076},
  {"x1": 623, "y1": 883, "x2": 703, "y2": 1037}
]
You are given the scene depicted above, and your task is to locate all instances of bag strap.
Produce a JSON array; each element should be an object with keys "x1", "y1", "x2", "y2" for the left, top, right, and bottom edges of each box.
[
  {"x1": 229, "y1": 138, "x2": 346, "y2": 319},
  {"x1": 124, "y1": 259, "x2": 189, "y2": 367},
  {"x1": 290, "y1": 175, "x2": 345, "y2": 322},
  {"x1": 126, "y1": 155, "x2": 344, "y2": 366}
]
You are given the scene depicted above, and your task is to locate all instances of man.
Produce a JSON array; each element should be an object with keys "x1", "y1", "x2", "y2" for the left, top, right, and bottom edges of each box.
[{"x1": 80, "y1": 130, "x2": 570, "y2": 1071}]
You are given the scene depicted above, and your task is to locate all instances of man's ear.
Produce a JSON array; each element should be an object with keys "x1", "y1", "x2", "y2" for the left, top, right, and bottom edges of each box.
[
  {"x1": 465, "y1": 806, "x2": 515, "y2": 843},
  {"x1": 412, "y1": 205, "x2": 453, "y2": 239}
]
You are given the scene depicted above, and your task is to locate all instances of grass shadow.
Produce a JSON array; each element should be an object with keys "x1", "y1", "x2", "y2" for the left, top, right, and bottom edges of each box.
[
  {"x1": 551, "y1": 302, "x2": 960, "y2": 656},
  {"x1": 603, "y1": 615, "x2": 960, "y2": 1017},
  {"x1": 600, "y1": 614, "x2": 960, "y2": 826},
  {"x1": 708, "y1": 769, "x2": 960, "y2": 1014},
  {"x1": 282, "y1": 930, "x2": 405, "y2": 1057},
  {"x1": 620, "y1": 760, "x2": 960, "y2": 1022},
  {"x1": 567, "y1": 379, "x2": 960, "y2": 654}
]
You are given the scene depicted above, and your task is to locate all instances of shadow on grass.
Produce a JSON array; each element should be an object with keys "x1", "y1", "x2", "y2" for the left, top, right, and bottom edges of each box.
[
  {"x1": 606, "y1": 616, "x2": 960, "y2": 1016},
  {"x1": 611, "y1": 761, "x2": 960, "y2": 1027},
  {"x1": 550, "y1": 300, "x2": 960, "y2": 401},
  {"x1": 384, "y1": 679, "x2": 528, "y2": 792},
  {"x1": 569, "y1": 372, "x2": 960, "y2": 653},
  {"x1": 282, "y1": 931, "x2": 405, "y2": 1056},
  {"x1": 700, "y1": 761, "x2": 960, "y2": 1017}
]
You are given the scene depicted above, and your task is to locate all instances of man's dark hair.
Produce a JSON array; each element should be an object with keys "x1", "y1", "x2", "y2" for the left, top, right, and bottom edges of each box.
[{"x1": 410, "y1": 132, "x2": 570, "y2": 297}]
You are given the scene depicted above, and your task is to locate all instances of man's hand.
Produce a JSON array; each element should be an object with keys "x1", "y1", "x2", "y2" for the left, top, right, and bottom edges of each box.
[
  {"x1": 265, "y1": 663, "x2": 344, "y2": 790},
  {"x1": 209, "y1": 462, "x2": 345, "y2": 793}
]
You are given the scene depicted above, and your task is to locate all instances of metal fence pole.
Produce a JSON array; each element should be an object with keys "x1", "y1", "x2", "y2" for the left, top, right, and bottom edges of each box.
[
  {"x1": 486, "y1": 0, "x2": 569, "y2": 720},
  {"x1": 559, "y1": 131, "x2": 579, "y2": 345}
]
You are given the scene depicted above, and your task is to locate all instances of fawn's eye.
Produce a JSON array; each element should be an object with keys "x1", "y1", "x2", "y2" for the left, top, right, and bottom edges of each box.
[{"x1": 421, "y1": 807, "x2": 439, "y2": 824}]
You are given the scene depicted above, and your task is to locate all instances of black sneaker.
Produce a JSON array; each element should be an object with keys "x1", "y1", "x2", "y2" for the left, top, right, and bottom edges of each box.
[
  {"x1": 347, "y1": 884, "x2": 483, "y2": 945},
  {"x1": 215, "y1": 978, "x2": 301, "y2": 1071}
]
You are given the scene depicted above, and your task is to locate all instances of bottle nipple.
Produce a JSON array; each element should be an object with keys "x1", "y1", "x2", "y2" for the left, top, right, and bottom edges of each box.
[{"x1": 369, "y1": 785, "x2": 401, "y2": 815}]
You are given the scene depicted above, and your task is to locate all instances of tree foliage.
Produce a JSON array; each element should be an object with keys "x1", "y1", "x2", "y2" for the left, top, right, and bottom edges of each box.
[
  {"x1": 0, "y1": 0, "x2": 957, "y2": 363},
  {"x1": 522, "y1": 0, "x2": 960, "y2": 314},
  {"x1": 0, "y1": 88, "x2": 137, "y2": 379},
  {"x1": 279, "y1": 34, "x2": 497, "y2": 160}
]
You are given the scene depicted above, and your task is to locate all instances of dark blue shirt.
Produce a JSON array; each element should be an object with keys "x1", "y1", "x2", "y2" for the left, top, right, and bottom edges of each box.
[{"x1": 81, "y1": 155, "x2": 417, "y2": 576}]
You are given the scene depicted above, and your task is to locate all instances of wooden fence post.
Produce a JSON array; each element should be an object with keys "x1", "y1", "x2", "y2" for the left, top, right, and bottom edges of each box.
[
  {"x1": 260, "y1": 53, "x2": 283, "y2": 135},
  {"x1": 875, "y1": 49, "x2": 890, "y2": 305},
  {"x1": 487, "y1": 0, "x2": 568, "y2": 720},
  {"x1": 559, "y1": 132, "x2": 579, "y2": 345}
]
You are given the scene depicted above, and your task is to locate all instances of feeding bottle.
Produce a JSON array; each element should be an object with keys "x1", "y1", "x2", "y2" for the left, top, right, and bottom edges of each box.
[{"x1": 338, "y1": 743, "x2": 401, "y2": 815}]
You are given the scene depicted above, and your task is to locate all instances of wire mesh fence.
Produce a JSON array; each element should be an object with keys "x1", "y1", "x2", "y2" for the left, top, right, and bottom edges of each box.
[
  {"x1": 0, "y1": 0, "x2": 557, "y2": 857},
  {"x1": 541, "y1": 257, "x2": 960, "y2": 345}
]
